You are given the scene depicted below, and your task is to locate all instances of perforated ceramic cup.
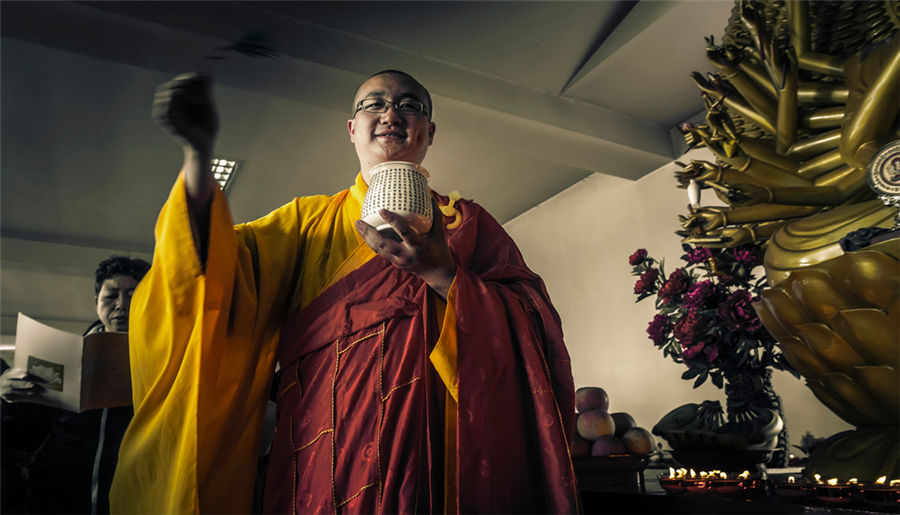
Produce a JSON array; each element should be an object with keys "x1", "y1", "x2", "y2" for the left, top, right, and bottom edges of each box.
[{"x1": 361, "y1": 161, "x2": 433, "y2": 237}]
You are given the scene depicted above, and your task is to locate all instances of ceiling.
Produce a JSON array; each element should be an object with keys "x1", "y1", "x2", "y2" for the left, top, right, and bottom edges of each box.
[{"x1": 0, "y1": 0, "x2": 734, "y2": 338}]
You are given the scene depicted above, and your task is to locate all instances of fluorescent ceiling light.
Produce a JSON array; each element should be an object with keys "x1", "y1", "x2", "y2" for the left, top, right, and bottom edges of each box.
[{"x1": 210, "y1": 158, "x2": 238, "y2": 191}]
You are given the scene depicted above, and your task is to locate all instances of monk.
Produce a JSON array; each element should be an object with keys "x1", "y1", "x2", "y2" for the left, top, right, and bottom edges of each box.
[{"x1": 110, "y1": 69, "x2": 579, "y2": 514}]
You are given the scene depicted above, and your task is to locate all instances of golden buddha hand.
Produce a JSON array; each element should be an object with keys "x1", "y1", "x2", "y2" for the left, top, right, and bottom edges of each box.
[
  {"x1": 706, "y1": 181, "x2": 773, "y2": 206},
  {"x1": 675, "y1": 160, "x2": 723, "y2": 187},
  {"x1": 682, "y1": 206, "x2": 729, "y2": 233}
]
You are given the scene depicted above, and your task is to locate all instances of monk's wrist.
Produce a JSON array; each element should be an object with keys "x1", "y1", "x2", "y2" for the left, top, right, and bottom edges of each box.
[{"x1": 421, "y1": 267, "x2": 456, "y2": 299}]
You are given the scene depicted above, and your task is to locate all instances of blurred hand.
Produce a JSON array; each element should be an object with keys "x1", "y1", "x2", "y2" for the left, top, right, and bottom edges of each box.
[
  {"x1": 355, "y1": 197, "x2": 456, "y2": 298},
  {"x1": 0, "y1": 368, "x2": 46, "y2": 403},
  {"x1": 152, "y1": 72, "x2": 219, "y2": 156}
]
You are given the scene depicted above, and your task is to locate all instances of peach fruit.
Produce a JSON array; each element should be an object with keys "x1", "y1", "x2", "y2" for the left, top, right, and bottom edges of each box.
[
  {"x1": 622, "y1": 427, "x2": 655, "y2": 455},
  {"x1": 576, "y1": 409, "x2": 616, "y2": 441},
  {"x1": 591, "y1": 435, "x2": 626, "y2": 456},
  {"x1": 575, "y1": 387, "x2": 609, "y2": 413}
]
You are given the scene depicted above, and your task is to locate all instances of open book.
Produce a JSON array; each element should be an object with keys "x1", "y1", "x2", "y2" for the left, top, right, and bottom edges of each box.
[{"x1": 13, "y1": 313, "x2": 131, "y2": 412}]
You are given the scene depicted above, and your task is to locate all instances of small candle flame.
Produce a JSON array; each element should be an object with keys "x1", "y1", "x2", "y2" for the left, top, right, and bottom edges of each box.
[
  {"x1": 719, "y1": 472, "x2": 727, "y2": 480},
  {"x1": 699, "y1": 471, "x2": 708, "y2": 478},
  {"x1": 668, "y1": 467, "x2": 676, "y2": 479},
  {"x1": 876, "y1": 476, "x2": 887, "y2": 485},
  {"x1": 689, "y1": 469, "x2": 696, "y2": 478},
  {"x1": 814, "y1": 474, "x2": 822, "y2": 483},
  {"x1": 788, "y1": 476, "x2": 795, "y2": 484},
  {"x1": 847, "y1": 478, "x2": 858, "y2": 485},
  {"x1": 889, "y1": 479, "x2": 900, "y2": 487},
  {"x1": 738, "y1": 470, "x2": 750, "y2": 479},
  {"x1": 826, "y1": 478, "x2": 838, "y2": 486}
]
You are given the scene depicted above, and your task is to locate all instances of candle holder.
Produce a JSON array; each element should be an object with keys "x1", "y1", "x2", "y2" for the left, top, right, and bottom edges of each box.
[
  {"x1": 682, "y1": 477, "x2": 710, "y2": 495},
  {"x1": 858, "y1": 477, "x2": 900, "y2": 507},
  {"x1": 709, "y1": 477, "x2": 742, "y2": 495},
  {"x1": 813, "y1": 483, "x2": 857, "y2": 504},
  {"x1": 657, "y1": 476, "x2": 685, "y2": 495},
  {"x1": 657, "y1": 468, "x2": 759, "y2": 497},
  {"x1": 771, "y1": 476, "x2": 812, "y2": 500}
]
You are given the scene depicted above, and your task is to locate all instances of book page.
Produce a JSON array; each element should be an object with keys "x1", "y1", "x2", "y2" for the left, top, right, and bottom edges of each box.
[
  {"x1": 13, "y1": 313, "x2": 82, "y2": 411},
  {"x1": 80, "y1": 331, "x2": 131, "y2": 410}
]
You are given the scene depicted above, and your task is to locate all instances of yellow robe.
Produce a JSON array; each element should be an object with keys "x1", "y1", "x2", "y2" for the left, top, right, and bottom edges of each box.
[{"x1": 110, "y1": 172, "x2": 457, "y2": 513}]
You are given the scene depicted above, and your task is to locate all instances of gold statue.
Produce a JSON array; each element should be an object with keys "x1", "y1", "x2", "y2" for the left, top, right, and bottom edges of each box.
[{"x1": 678, "y1": 0, "x2": 900, "y2": 482}]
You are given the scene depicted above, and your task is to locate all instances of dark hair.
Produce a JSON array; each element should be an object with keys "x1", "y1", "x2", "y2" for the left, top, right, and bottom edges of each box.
[
  {"x1": 94, "y1": 256, "x2": 151, "y2": 295},
  {"x1": 358, "y1": 69, "x2": 433, "y2": 120}
]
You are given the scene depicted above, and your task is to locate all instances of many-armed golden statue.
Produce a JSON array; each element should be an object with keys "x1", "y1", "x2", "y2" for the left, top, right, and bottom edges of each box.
[{"x1": 677, "y1": 0, "x2": 899, "y2": 482}]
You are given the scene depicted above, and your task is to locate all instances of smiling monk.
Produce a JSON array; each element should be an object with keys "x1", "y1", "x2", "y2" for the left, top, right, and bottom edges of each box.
[{"x1": 110, "y1": 70, "x2": 579, "y2": 514}]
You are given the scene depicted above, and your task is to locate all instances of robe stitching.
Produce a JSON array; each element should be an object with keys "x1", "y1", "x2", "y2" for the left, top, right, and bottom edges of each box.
[
  {"x1": 331, "y1": 338, "x2": 340, "y2": 511},
  {"x1": 377, "y1": 321, "x2": 385, "y2": 514},
  {"x1": 336, "y1": 482, "x2": 377, "y2": 508},
  {"x1": 381, "y1": 377, "x2": 422, "y2": 403},
  {"x1": 338, "y1": 328, "x2": 382, "y2": 356},
  {"x1": 294, "y1": 429, "x2": 333, "y2": 452},
  {"x1": 279, "y1": 380, "x2": 298, "y2": 398}
]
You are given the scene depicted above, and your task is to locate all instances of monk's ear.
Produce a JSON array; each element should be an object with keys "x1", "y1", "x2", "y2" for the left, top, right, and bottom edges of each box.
[
  {"x1": 348, "y1": 119, "x2": 357, "y2": 143},
  {"x1": 428, "y1": 121, "x2": 435, "y2": 145}
]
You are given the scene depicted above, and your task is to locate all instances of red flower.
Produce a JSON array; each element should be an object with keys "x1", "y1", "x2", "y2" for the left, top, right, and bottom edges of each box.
[
  {"x1": 682, "y1": 340, "x2": 718, "y2": 363},
  {"x1": 633, "y1": 268, "x2": 659, "y2": 295},
  {"x1": 673, "y1": 308, "x2": 705, "y2": 345},
  {"x1": 629, "y1": 248, "x2": 648, "y2": 266},
  {"x1": 658, "y1": 268, "x2": 691, "y2": 304},
  {"x1": 682, "y1": 341, "x2": 706, "y2": 360},
  {"x1": 717, "y1": 289, "x2": 761, "y2": 332}
]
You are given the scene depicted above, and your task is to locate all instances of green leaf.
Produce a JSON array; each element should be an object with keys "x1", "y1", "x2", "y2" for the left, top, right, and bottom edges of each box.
[
  {"x1": 682, "y1": 367, "x2": 703, "y2": 380},
  {"x1": 693, "y1": 370, "x2": 709, "y2": 388}
]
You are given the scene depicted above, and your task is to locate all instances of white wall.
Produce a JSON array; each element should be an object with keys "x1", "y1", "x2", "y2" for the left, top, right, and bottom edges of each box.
[{"x1": 503, "y1": 148, "x2": 852, "y2": 451}]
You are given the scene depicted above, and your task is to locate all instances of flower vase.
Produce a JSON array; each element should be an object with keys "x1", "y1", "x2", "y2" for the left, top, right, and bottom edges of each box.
[{"x1": 722, "y1": 368, "x2": 789, "y2": 468}]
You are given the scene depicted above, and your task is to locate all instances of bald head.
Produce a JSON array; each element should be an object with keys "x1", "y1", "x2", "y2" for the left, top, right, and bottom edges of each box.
[{"x1": 352, "y1": 70, "x2": 433, "y2": 120}]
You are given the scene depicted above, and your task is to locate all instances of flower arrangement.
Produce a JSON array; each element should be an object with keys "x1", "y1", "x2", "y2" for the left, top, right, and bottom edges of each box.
[
  {"x1": 630, "y1": 243, "x2": 798, "y2": 466},
  {"x1": 628, "y1": 243, "x2": 797, "y2": 390}
]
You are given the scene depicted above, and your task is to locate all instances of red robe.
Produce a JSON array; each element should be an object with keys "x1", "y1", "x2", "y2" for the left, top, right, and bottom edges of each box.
[{"x1": 265, "y1": 197, "x2": 579, "y2": 513}]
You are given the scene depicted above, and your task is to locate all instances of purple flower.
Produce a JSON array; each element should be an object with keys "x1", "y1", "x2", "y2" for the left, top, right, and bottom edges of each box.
[
  {"x1": 629, "y1": 248, "x2": 649, "y2": 266},
  {"x1": 646, "y1": 314, "x2": 670, "y2": 346},
  {"x1": 634, "y1": 268, "x2": 660, "y2": 295},
  {"x1": 658, "y1": 268, "x2": 691, "y2": 304},
  {"x1": 732, "y1": 245, "x2": 756, "y2": 264},
  {"x1": 682, "y1": 247, "x2": 713, "y2": 264},
  {"x1": 682, "y1": 280, "x2": 715, "y2": 309},
  {"x1": 717, "y1": 289, "x2": 762, "y2": 332}
]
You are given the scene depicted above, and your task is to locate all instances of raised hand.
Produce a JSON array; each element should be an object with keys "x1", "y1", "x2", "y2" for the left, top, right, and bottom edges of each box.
[
  {"x1": 355, "y1": 197, "x2": 456, "y2": 298},
  {"x1": 152, "y1": 72, "x2": 219, "y2": 155}
]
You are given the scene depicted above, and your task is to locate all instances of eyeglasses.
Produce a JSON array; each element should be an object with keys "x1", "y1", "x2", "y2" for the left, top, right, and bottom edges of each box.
[{"x1": 355, "y1": 97, "x2": 430, "y2": 118}]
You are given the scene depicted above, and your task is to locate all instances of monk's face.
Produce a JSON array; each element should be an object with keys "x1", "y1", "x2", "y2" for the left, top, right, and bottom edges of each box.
[{"x1": 348, "y1": 73, "x2": 435, "y2": 181}]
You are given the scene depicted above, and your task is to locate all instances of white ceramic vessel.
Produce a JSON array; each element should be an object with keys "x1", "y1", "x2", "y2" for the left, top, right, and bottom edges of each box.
[{"x1": 361, "y1": 161, "x2": 433, "y2": 236}]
